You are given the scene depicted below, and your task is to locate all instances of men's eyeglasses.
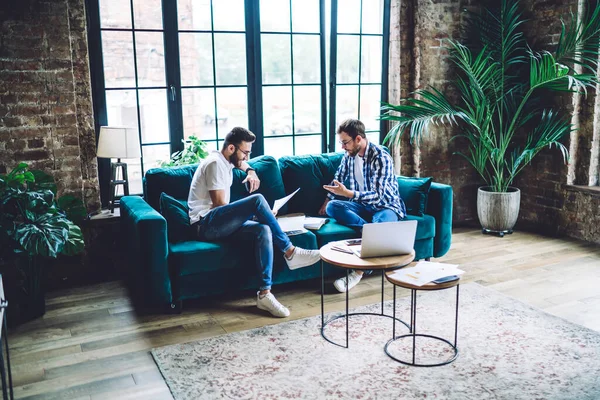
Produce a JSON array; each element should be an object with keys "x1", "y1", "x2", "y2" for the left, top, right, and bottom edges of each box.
[
  {"x1": 339, "y1": 138, "x2": 353, "y2": 146},
  {"x1": 235, "y1": 146, "x2": 252, "y2": 157}
]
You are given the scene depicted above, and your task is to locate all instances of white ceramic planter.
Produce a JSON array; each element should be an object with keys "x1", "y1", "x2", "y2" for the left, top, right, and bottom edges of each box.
[{"x1": 477, "y1": 186, "x2": 520, "y2": 237}]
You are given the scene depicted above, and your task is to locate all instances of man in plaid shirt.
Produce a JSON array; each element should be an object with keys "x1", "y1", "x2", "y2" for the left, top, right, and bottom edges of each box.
[{"x1": 319, "y1": 119, "x2": 406, "y2": 292}]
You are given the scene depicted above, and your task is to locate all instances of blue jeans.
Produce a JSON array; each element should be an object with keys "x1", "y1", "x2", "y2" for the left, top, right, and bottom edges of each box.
[
  {"x1": 325, "y1": 200, "x2": 400, "y2": 232},
  {"x1": 195, "y1": 194, "x2": 293, "y2": 291}
]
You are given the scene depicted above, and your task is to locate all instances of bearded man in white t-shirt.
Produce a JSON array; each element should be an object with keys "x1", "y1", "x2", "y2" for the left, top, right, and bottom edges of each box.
[{"x1": 188, "y1": 127, "x2": 320, "y2": 318}]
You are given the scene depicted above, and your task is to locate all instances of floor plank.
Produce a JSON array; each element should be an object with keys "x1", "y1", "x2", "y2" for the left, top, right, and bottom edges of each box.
[{"x1": 6, "y1": 228, "x2": 600, "y2": 399}]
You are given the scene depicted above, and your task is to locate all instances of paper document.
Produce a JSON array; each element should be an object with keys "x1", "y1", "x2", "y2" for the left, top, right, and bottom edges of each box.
[
  {"x1": 304, "y1": 217, "x2": 329, "y2": 230},
  {"x1": 388, "y1": 261, "x2": 464, "y2": 286},
  {"x1": 273, "y1": 188, "x2": 301, "y2": 214}
]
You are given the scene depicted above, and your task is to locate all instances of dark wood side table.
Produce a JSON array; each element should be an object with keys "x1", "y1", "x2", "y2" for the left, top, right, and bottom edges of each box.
[{"x1": 0, "y1": 275, "x2": 14, "y2": 399}]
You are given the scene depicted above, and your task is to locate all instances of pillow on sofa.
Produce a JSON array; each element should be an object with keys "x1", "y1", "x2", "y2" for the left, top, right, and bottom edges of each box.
[
  {"x1": 159, "y1": 192, "x2": 192, "y2": 243},
  {"x1": 397, "y1": 176, "x2": 433, "y2": 217}
]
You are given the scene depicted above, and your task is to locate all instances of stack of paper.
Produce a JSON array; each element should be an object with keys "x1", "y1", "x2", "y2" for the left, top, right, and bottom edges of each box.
[
  {"x1": 388, "y1": 261, "x2": 464, "y2": 286},
  {"x1": 304, "y1": 217, "x2": 329, "y2": 230}
]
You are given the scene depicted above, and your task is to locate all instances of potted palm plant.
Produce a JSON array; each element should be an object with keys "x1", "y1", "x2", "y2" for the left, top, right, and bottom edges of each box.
[
  {"x1": 381, "y1": 0, "x2": 600, "y2": 236},
  {"x1": 0, "y1": 163, "x2": 86, "y2": 323}
]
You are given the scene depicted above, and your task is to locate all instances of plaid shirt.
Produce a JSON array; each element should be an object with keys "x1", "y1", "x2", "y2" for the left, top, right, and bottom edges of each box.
[{"x1": 328, "y1": 142, "x2": 406, "y2": 218}]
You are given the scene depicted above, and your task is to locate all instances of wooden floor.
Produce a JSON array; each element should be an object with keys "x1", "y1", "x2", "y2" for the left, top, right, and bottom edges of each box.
[{"x1": 6, "y1": 227, "x2": 600, "y2": 399}]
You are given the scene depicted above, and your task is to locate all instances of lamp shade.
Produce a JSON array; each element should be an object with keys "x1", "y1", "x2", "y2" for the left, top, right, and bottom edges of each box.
[{"x1": 96, "y1": 126, "x2": 141, "y2": 159}]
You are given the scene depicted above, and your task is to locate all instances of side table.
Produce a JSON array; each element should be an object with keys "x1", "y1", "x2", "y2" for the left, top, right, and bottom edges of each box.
[
  {"x1": 384, "y1": 267, "x2": 460, "y2": 367},
  {"x1": 319, "y1": 242, "x2": 415, "y2": 348},
  {"x1": 0, "y1": 275, "x2": 14, "y2": 399}
]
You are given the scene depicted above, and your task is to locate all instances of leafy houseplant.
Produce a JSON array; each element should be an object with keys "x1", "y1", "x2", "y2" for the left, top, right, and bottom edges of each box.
[
  {"x1": 159, "y1": 136, "x2": 208, "y2": 167},
  {"x1": 0, "y1": 163, "x2": 86, "y2": 322},
  {"x1": 381, "y1": 0, "x2": 600, "y2": 234}
]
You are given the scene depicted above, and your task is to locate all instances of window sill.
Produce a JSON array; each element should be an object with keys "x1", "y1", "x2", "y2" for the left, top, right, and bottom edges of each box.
[{"x1": 565, "y1": 184, "x2": 600, "y2": 197}]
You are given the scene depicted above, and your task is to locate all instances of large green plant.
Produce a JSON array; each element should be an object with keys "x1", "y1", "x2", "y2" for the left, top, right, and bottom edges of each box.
[
  {"x1": 381, "y1": 0, "x2": 600, "y2": 192},
  {"x1": 0, "y1": 163, "x2": 86, "y2": 259},
  {"x1": 159, "y1": 136, "x2": 208, "y2": 167}
]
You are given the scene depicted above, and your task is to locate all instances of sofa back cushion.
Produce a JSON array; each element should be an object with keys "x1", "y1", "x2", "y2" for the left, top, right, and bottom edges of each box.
[
  {"x1": 159, "y1": 192, "x2": 193, "y2": 243},
  {"x1": 278, "y1": 153, "x2": 344, "y2": 215},
  {"x1": 229, "y1": 155, "x2": 288, "y2": 212},
  {"x1": 397, "y1": 176, "x2": 433, "y2": 217},
  {"x1": 144, "y1": 164, "x2": 197, "y2": 211}
]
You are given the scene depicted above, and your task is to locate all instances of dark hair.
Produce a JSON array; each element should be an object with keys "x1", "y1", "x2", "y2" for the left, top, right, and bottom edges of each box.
[
  {"x1": 337, "y1": 119, "x2": 366, "y2": 139},
  {"x1": 223, "y1": 127, "x2": 256, "y2": 148}
]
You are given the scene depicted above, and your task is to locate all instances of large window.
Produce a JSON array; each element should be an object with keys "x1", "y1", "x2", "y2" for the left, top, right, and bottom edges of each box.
[{"x1": 88, "y1": 0, "x2": 390, "y2": 199}]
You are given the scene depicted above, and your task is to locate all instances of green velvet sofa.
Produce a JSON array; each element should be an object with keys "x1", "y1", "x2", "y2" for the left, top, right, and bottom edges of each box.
[{"x1": 120, "y1": 152, "x2": 453, "y2": 311}]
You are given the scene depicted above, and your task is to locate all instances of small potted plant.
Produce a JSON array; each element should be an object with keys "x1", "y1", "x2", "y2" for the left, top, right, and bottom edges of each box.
[
  {"x1": 159, "y1": 136, "x2": 208, "y2": 167},
  {"x1": 0, "y1": 163, "x2": 86, "y2": 323}
]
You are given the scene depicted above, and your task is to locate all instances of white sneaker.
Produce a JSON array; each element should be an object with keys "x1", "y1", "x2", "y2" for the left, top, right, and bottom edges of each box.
[
  {"x1": 257, "y1": 292, "x2": 290, "y2": 318},
  {"x1": 334, "y1": 270, "x2": 363, "y2": 292},
  {"x1": 285, "y1": 247, "x2": 320, "y2": 270}
]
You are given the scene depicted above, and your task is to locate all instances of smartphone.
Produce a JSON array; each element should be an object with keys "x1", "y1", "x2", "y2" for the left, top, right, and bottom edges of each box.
[
  {"x1": 345, "y1": 239, "x2": 362, "y2": 246},
  {"x1": 432, "y1": 275, "x2": 459, "y2": 284}
]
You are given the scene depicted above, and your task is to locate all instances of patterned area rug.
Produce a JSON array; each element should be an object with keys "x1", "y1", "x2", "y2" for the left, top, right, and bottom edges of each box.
[{"x1": 152, "y1": 284, "x2": 600, "y2": 400}]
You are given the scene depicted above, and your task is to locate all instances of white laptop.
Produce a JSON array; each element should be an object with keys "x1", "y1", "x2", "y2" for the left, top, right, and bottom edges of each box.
[{"x1": 352, "y1": 220, "x2": 418, "y2": 258}]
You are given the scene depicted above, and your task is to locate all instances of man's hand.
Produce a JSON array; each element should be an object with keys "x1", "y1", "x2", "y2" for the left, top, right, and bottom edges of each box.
[
  {"x1": 323, "y1": 180, "x2": 353, "y2": 199},
  {"x1": 318, "y1": 198, "x2": 330, "y2": 215},
  {"x1": 242, "y1": 170, "x2": 260, "y2": 193}
]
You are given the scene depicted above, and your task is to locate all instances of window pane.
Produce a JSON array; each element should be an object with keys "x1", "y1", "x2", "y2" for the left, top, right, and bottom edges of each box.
[
  {"x1": 359, "y1": 84, "x2": 382, "y2": 131},
  {"x1": 213, "y1": 0, "x2": 245, "y2": 31},
  {"x1": 261, "y1": 0, "x2": 290, "y2": 32},
  {"x1": 263, "y1": 86, "x2": 292, "y2": 136},
  {"x1": 295, "y1": 135, "x2": 322, "y2": 155},
  {"x1": 133, "y1": 0, "x2": 163, "y2": 30},
  {"x1": 179, "y1": 33, "x2": 214, "y2": 87},
  {"x1": 178, "y1": 0, "x2": 211, "y2": 30},
  {"x1": 99, "y1": 0, "x2": 131, "y2": 29},
  {"x1": 204, "y1": 140, "x2": 223, "y2": 152},
  {"x1": 336, "y1": 85, "x2": 359, "y2": 127},
  {"x1": 292, "y1": 0, "x2": 319, "y2": 33},
  {"x1": 264, "y1": 137, "x2": 293, "y2": 159},
  {"x1": 143, "y1": 144, "x2": 171, "y2": 172},
  {"x1": 362, "y1": 0, "x2": 384, "y2": 34},
  {"x1": 106, "y1": 90, "x2": 138, "y2": 128},
  {"x1": 262, "y1": 34, "x2": 292, "y2": 84},
  {"x1": 214, "y1": 33, "x2": 247, "y2": 85},
  {"x1": 181, "y1": 88, "x2": 216, "y2": 141},
  {"x1": 135, "y1": 32, "x2": 166, "y2": 87},
  {"x1": 293, "y1": 35, "x2": 320, "y2": 84},
  {"x1": 138, "y1": 89, "x2": 169, "y2": 144},
  {"x1": 366, "y1": 132, "x2": 380, "y2": 145},
  {"x1": 337, "y1": 0, "x2": 361, "y2": 34},
  {"x1": 361, "y1": 36, "x2": 382, "y2": 83},
  {"x1": 216, "y1": 87, "x2": 248, "y2": 132},
  {"x1": 294, "y1": 86, "x2": 321, "y2": 134},
  {"x1": 102, "y1": 31, "x2": 136, "y2": 88},
  {"x1": 336, "y1": 35, "x2": 360, "y2": 84}
]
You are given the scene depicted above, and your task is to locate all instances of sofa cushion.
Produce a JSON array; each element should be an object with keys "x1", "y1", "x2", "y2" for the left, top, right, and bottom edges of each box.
[
  {"x1": 397, "y1": 176, "x2": 433, "y2": 217},
  {"x1": 312, "y1": 219, "x2": 358, "y2": 247},
  {"x1": 144, "y1": 164, "x2": 197, "y2": 211},
  {"x1": 279, "y1": 153, "x2": 344, "y2": 215},
  {"x1": 159, "y1": 192, "x2": 192, "y2": 243},
  {"x1": 230, "y1": 156, "x2": 288, "y2": 213}
]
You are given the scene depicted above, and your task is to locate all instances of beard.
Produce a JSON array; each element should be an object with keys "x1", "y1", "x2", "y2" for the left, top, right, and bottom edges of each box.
[
  {"x1": 346, "y1": 146, "x2": 360, "y2": 157},
  {"x1": 229, "y1": 151, "x2": 244, "y2": 168}
]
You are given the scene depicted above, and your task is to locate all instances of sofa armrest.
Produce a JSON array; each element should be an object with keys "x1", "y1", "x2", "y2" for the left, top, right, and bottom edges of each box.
[
  {"x1": 426, "y1": 183, "x2": 453, "y2": 258},
  {"x1": 120, "y1": 196, "x2": 172, "y2": 305}
]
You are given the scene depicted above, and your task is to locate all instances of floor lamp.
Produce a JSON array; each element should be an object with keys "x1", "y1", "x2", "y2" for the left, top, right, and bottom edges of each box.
[{"x1": 96, "y1": 126, "x2": 141, "y2": 213}]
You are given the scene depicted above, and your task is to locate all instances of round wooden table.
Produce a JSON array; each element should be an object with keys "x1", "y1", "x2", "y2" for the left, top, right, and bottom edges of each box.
[
  {"x1": 319, "y1": 242, "x2": 415, "y2": 348},
  {"x1": 384, "y1": 264, "x2": 461, "y2": 367}
]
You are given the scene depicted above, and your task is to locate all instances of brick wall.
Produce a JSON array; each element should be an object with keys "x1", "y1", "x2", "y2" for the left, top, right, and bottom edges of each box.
[{"x1": 0, "y1": 0, "x2": 100, "y2": 211}]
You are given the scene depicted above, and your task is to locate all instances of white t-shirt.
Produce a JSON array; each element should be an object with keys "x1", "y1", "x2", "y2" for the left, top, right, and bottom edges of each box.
[
  {"x1": 354, "y1": 154, "x2": 365, "y2": 192},
  {"x1": 188, "y1": 151, "x2": 234, "y2": 224}
]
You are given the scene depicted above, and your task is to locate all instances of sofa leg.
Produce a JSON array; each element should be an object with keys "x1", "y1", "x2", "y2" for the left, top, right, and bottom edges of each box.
[
  {"x1": 425, "y1": 257, "x2": 431, "y2": 261},
  {"x1": 168, "y1": 300, "x2": 182, "y2": 314}
]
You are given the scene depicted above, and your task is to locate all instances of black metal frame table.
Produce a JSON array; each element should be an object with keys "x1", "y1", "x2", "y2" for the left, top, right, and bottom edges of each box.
[
  {"x1": 384, "y1": 268, "x2": 460, "y2": 367},
  {"x1": 319, "y1": 242, "x2": 415, "y2": 348},
  {"x1": 0, "y1": 275, "x2": 14, "y2": 400}
]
